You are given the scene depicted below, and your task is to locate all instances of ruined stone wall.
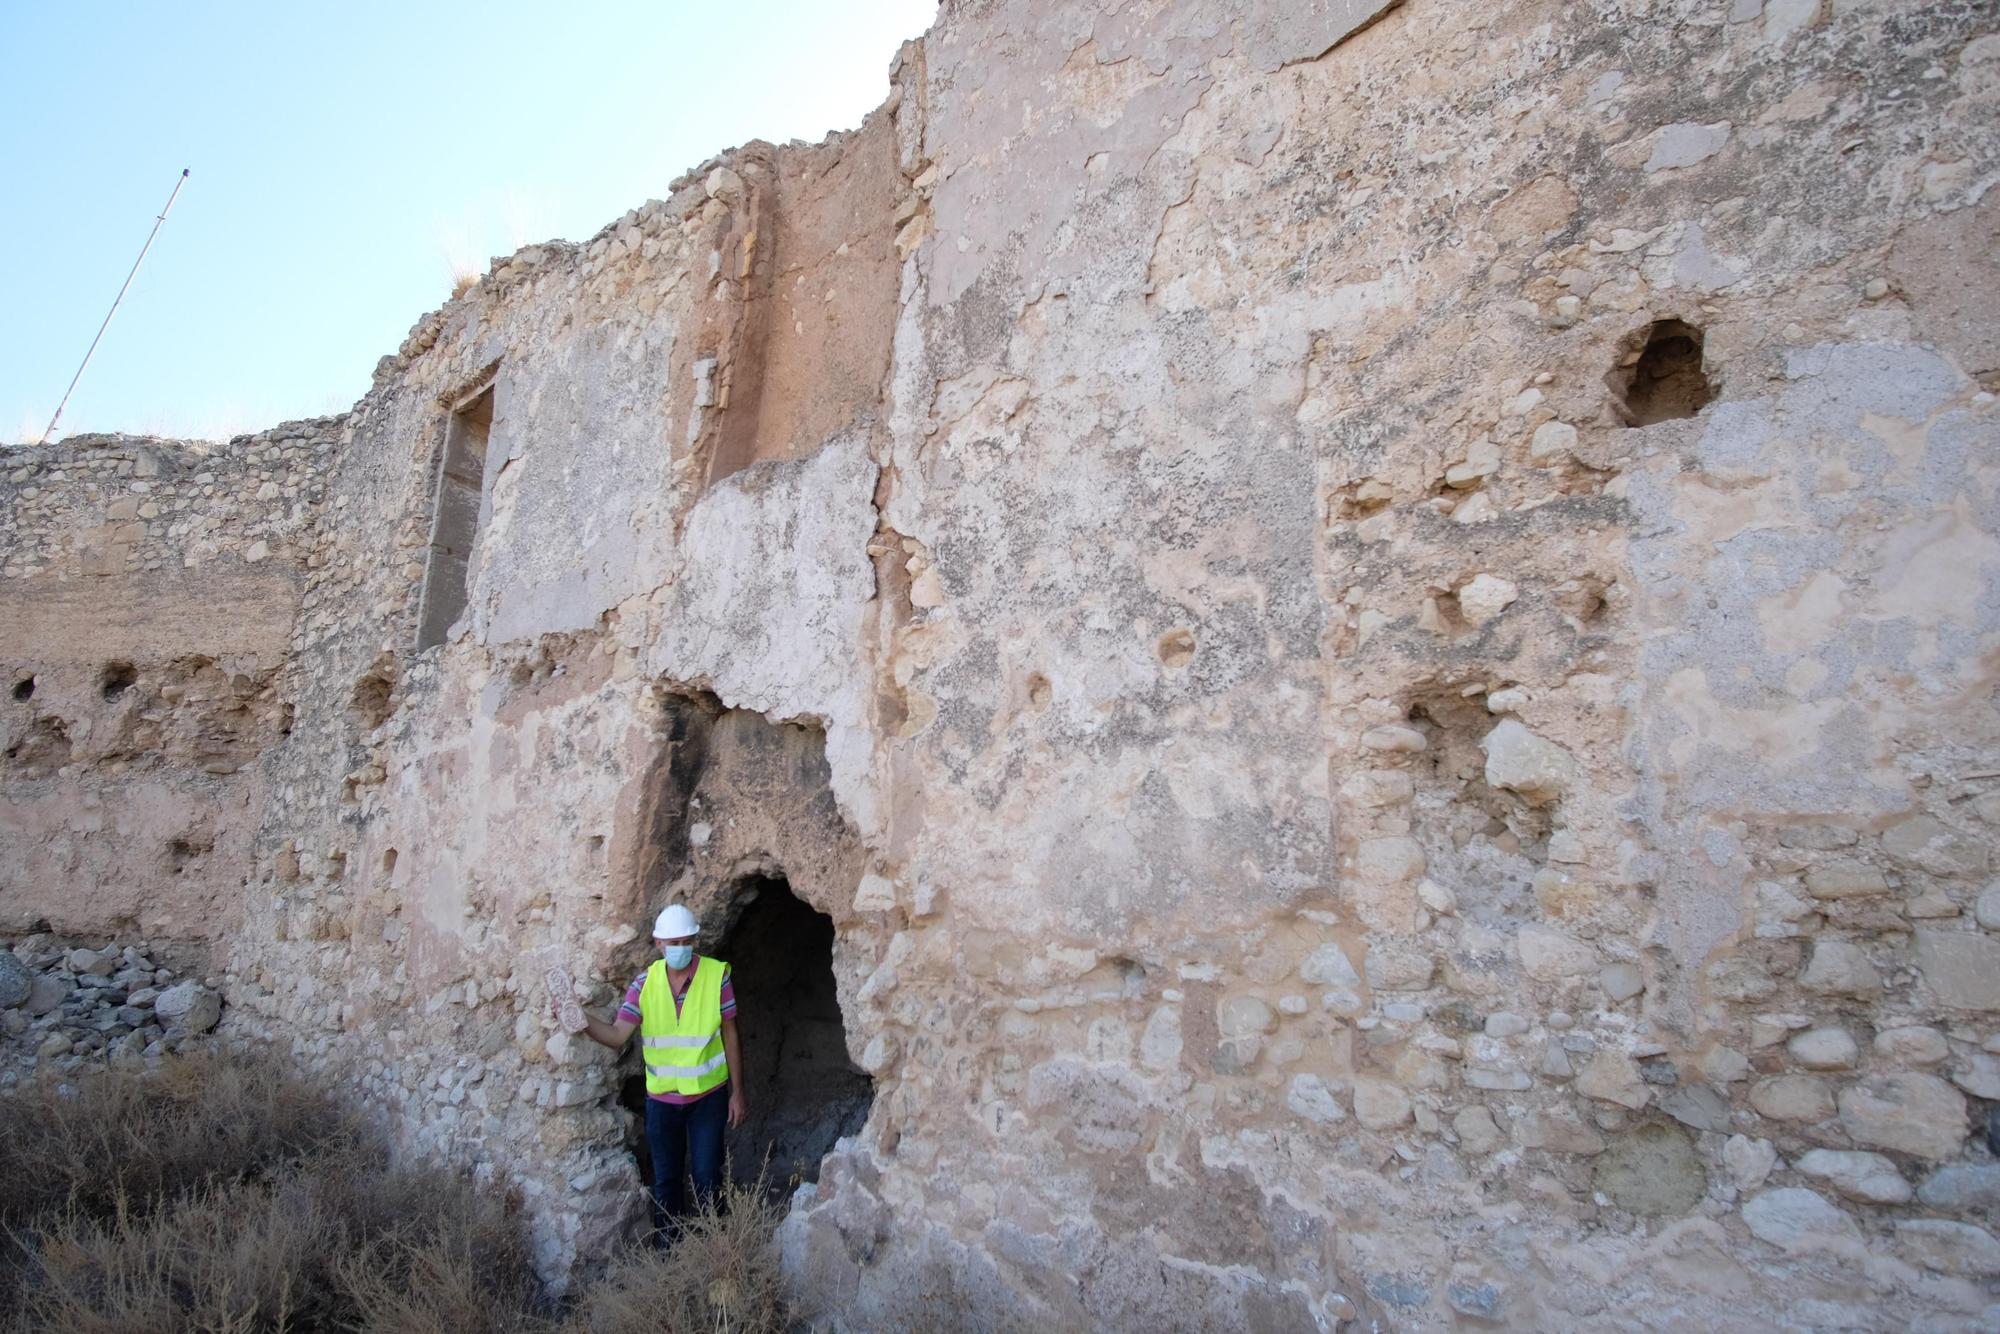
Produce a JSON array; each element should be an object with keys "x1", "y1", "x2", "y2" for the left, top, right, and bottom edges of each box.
[
  {"x1": 1, "y1": 424, "x2": 330, "y2": 944},
  {"x1": 6, "y1": 0, "x2": 2000, "y2": 1327}
]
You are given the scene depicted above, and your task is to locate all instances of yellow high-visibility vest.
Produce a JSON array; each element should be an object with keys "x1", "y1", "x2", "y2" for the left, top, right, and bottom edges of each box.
[{"x1": 637, "y1": 957, "x2": 729, "y2": 1098}]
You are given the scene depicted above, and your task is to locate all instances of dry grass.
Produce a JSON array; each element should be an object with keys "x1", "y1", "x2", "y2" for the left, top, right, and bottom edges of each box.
[
  {"x1": 567, "y1": 1179, "x2": 787, "y2": 1334},
  {"x1": 0, "y1": 1054, "x2": 791, "y2": 1334},
  {"x1": 0, "y1": 1051, "x2": 366, "y2": 1237}
]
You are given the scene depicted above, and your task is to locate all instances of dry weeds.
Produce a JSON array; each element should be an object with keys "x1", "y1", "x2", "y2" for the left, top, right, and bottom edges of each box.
[{"x1": 0, "y1": 1053, "x2": 791, "y2": 1334}]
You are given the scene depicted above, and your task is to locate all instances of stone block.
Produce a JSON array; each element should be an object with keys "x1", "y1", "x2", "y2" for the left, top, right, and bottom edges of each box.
[
  {"x1": 1786, "y1": 1027, "x2": 1857, "y2": 1070},
  {"x1": 154, "y1": 982, "x2": 221, "y2": 1034},
  {"x1": 1803, "y1": 862, "x2": 1888, "y2": 899},
  {"x1": 1593, "y1": 1123, "x2": 1705, "y2": 1216},
  {"x1": 1518, "y1": 1106, "x2": 1605, "y2": 1155},
  {"x1": 1837, "y1": 1073, "x2": 1967, "y2": 1161},
  {"x1": 1741, "y1": 1188, "x2": 1861, "y2": 1253},
  {"x1": 1749, "y1": 1075, "x2": 1834, "y2": 1123},
  {"x1": 1881, "y1": 815, "x2": 1988, "y2": 878},
  {"x1": 0, "y1": 953, "x2": 30, "y2": 1009},
  {"x1": 1352, "y1": 836, "x2": 1426, "y2": 931},
  {"x1": 1723, "y1": 1135, "x2": 1777, "y2": 1190},
  {"x1": 1798, "y1": 941, "x2": 1880, "y2": 996},
  {"x1": 1793, "y1": 1149, "x2": 1912, "y2": 1204},
  {"x1": 1453, "y1": 1105, "x2": 1505, "y2": 1153},
  {"x1": 1517, "y1": 924, "x2": 1597, "y2": 981},
  {"x1": 1363, "y1": 943, "x2": 1434, "y2": 991},
  {"x1": 1894, "y1": 1219, "x2": 2000, "y2": 1276},
  {"x1": 1916, "y1": 1164, "x2": 2000, "y2": 1211},
  {"x1": 1914, "y1": 930, "x2": 2000, "y2": 1011},
  {"x1": 1286, "y1": 1073, "x2": 1347, "y2": 1125},
  {"x1": 1481, "y1": 720, "x2": 1577, "y2": 806},
  {"x1": 1298, "y1": 943, "x2": 1361, "y2": 990},
  {"x1": 1457, "y1": 574, "x2": 1519, "y2": 626},
  {"x1": 1352, "y1": 1078, "x2": 1412, "y2": 1130},
  {"x1": 1576, "y1": 1049, "x2": 1650, "y2": 1109},
  {"x1": 1873, "y1": 1025, "x2": 1948, "y2": 1066}
]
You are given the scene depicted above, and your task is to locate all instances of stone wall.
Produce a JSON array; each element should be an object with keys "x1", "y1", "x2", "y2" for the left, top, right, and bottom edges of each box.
[
  {"x1": 2, "y1": 424, "x2": 329, "y2": 943},
  {"x1": 6, "y1": 0, "x2": 2000, "y2": 1327}
]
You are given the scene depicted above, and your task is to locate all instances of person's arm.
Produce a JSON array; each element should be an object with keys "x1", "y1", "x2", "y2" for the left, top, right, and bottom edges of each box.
[
  {"x1": 582, "y1": 1011, "x2": 637, "y2": 1051},
  {"x1": 549, "y1": 976, "x2": 639, "y2": 1051},
  {"x1": 722, "y1": 1014, "x2": 747, "y2": 1129}
]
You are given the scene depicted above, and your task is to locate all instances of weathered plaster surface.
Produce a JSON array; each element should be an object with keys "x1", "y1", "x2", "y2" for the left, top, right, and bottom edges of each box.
[{"x1": 7, "y1": 0, "x2": 2000, "y2": 1327}]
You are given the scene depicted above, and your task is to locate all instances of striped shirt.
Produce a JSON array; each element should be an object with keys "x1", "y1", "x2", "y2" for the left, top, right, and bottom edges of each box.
[{"x1": 620, "y1": 959, "x2": 737, "y2": 1105}]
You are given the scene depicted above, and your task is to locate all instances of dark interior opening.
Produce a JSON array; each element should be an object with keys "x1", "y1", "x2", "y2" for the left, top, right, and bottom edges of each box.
[
  {"x1": 11, "y1": 676, "x2": 34, "y2": 701},
  {"x1": 100, "y1": 661, "x2": 136, "y2": 699},
  {"x1": 1616, "y1": 318, "x2": 1715, "y2": 425},
  {"x1": 719, "y1": 874, "x2": 873, "y2": 1196}
]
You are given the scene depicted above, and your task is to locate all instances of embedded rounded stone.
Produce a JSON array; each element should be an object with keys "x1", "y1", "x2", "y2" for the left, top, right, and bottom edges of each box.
[
  {"x1": 1793, "y1": 1149, "x2": 1912, "y2": 1204},
  {"x1": 1453, "y1": 1104, "x2": 1505, "y2": 1153},
  {"x1": 1286, "y1": 1073, "x2": 1347, "y2": 1125},
  {"x1": 1786, "y1": 1027, "x2": 1857, "y2": 1071},
  {"x1": 1837, "y1": 1073, "x2": 1968, "y2": 1161},
  {"x1": 0, "y1": 953, "x2": 31, "y2": 1010},
  {"x1": 1917, "y1": 1164, "x2": 2000, "y2": 1211},
  {"x1": 1723, "y1": 1135, "x2": 1777, "y2": 1190},
  {"x1": 1218, "y1": 993, "x2": 1276, "y2": 1041},
  {"x1": 1593, "y1": 1122, "x2": 1705, "y2": 1217},
  {"x1": 1299, "y1": 943, "x2": 1362, "y2": 989},
  {"x1": 1974, "y1": 883, "x2": 2000, "y2": 930},
  {"x1": 1575, "y1": 1049, "x2": 1649, "y2": 1110},
  {"x1": 1518, "y1": 1106, "x2": 1605, "y2": 1155},
  {"x1": 1529, "y1": 420, "x2": 1578, "y2": 462},
  {"x1": 1481, "y1": 720, "x2": 1578, "y2": 806},
  {"x1": 1749, "y1": 1074, "x2": 1834, "y2": 1123},
  {"x1": 1742, "y1": 1188, "x2": 1862, "y2": 1253},
  {"x1": 1881, "y1": 815, "x2": 1988, "y2": 878},
  {"x1": 1914, "y1": 929, "x2": 2000, "y2": 1011},
  {"x1": 154, "y1": 982, "x2": 221, "y2": 1034},
  {"x1": 1363, "y1": 943, "x2": 1434, "y2": 991},
  {"x1": 1803, "y1": 861, "x2": 1889, "y2": 900},
  {"x1": 1517, "y1": 924, "x2": 1597, "y2": 981},
  {"x1": 1874, "y1": 1025, "x2": 1949, "y2": 1066},
  {"x1": 1456, "y1": 574, "x2": 1519, "y2": 627},
  {"x1": 1599, "y1": 962, "x2": 1644, "y2": 1002},
  {"x1": 1360, "y1": 724, "x2": 1426, "y2": 752},
  {"x1": 1352, "y1": 1077, "x2": 1413, "y2": 1130},
  {"x1": 1949, "y1": 1052, "x2": 2000, "y2": 1100},
  {"x1": 1895, "y1": 1219, "x2": 2000, "y2": 1276},
  {"x1": 1798, "y1": 941, "x2": 1880, "y2": 996}
]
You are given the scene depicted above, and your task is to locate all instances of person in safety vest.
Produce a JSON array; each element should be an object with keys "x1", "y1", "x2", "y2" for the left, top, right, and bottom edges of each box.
[{"x1": 561, "y1": 903, "x2": 746, "y2": 1240}]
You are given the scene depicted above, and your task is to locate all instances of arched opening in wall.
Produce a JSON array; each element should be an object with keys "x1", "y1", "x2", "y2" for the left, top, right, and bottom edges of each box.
[
  {"x1": 1612, "y1": 319, "x2": 1715, "y2": 425},
  {"x1": 717, "y1": 873, "x2": 873, "y2": 1196}
]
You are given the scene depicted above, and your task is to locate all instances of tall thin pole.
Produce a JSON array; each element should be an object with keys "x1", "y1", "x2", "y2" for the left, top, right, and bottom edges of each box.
[{"x1": 39, "y1": 167, "x2": 190, "y2": 444}]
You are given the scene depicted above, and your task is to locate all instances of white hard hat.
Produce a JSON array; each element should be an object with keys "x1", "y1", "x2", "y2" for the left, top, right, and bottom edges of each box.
[{"x1": 652, "y1": 903, "x2": 699, "y2": 940}]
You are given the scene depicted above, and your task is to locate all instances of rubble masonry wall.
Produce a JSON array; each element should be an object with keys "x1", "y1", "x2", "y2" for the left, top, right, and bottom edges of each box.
[{"x1": 5, "y1": 0, "x2": 2000, "y2": 1327}]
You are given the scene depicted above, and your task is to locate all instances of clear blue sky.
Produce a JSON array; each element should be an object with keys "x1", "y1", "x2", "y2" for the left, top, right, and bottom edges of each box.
[{"x1": 2, "y1": 1, "x2": 936, "y2": 444}]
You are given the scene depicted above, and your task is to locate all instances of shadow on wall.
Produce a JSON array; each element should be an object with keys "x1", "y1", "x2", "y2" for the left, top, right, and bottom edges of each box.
[{"x1": 716, "y1": 873, "x2": 873, "y2": 1193}]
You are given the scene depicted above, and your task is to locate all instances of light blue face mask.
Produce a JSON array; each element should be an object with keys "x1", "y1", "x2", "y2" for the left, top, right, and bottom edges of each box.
[{"x1": 663, "y1": 944, "x2": 695, "y2": 969}]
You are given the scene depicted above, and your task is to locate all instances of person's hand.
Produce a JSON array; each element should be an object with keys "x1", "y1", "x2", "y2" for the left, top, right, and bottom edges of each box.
[{"x1": 728, "y1": 1087, "x2": 748, "y2": 1130}]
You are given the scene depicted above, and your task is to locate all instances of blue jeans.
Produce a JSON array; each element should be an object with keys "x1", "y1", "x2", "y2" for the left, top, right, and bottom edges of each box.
[{"x1": 644, "y1": 1083, "x2": 728, "y2": 1240}]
